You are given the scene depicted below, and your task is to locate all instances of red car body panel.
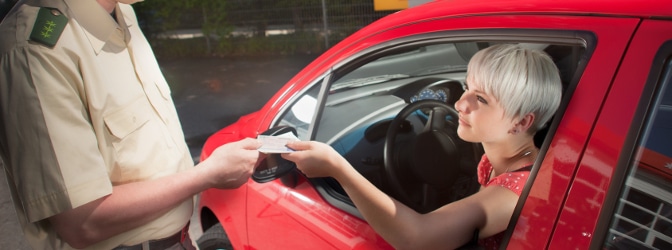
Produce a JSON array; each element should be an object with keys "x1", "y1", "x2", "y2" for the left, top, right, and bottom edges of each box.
[
  {"x1": 507, "y1": 17, "x2": 640, "y2": 249},
  {"x1": 198, "y1": 0, "x2": 672, "y2": 249},
  {"x1": 547, "y1": 20, "x2": 672, "y2": 249}
]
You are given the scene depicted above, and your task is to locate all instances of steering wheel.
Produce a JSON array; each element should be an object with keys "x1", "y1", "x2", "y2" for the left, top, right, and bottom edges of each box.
[{"x1": 383, "y1": 100, "x2": 468, "y2": 212}]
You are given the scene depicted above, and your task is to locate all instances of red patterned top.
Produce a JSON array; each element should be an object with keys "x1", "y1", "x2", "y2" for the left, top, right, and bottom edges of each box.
[{"x1": 476, "y1": 154, "x2": 532, "y2": 250}]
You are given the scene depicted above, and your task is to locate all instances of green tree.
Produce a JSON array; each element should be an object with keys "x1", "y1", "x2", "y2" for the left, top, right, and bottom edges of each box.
[
  {"x1": 134, "y1": 0, "x2": 232, "y2": 55},
  {"x1": 193, "y1": 0, "x2": 233, "y2": 54},
  {"x1": 276, "y1": 0, "x2": 319, "y2": 33}
]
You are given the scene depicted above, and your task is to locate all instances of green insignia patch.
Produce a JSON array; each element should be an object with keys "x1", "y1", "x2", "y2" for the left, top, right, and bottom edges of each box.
[{"x1": 30, "y1": 8, "x2": 68, "y2": 48}]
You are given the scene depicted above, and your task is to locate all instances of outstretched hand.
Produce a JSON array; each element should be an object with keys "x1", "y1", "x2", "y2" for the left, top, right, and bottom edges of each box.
[
  {"x1": 281, "y1": 141, "x2": 349, "y2": 178},
  {"x1": 200, "y1": 138, "x2": 265, "y2": 189}
]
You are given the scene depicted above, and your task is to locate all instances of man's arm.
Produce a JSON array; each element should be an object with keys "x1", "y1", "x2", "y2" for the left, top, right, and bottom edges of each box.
[{"x1": 49, "y1": 138, "x2": 262, "y2": 249}]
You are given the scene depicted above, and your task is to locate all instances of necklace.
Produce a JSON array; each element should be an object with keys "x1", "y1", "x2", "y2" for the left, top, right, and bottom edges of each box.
[
  {"x1": 504, "y1": 151, "x2": 532, "y2": 173},
  {"x1": 490, "y1": 150, "x2": 533, "y2": 179}
]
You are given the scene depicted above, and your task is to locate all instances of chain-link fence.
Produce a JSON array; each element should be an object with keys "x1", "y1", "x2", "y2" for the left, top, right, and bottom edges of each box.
[{"x1": 135, "y1": 0, "x2": 398, "y2": 58}]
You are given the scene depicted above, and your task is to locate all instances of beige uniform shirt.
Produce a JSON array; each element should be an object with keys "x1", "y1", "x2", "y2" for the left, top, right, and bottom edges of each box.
[{"x1": 0, "y1": 1, "x2": 194, "y2": 249}]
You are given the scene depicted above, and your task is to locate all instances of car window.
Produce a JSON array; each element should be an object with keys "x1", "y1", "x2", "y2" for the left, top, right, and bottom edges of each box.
[
  {"x1": 315, "y1": 42, "x2": 478, "y2": 212},
  {"x1": 318, "y1": 43, "x2": 471, "y2": 144},
  {"x1": 276, "y1": 80, "x2": 323, "y2": 140},
  {"x1": 308, "y1": 39, "x2": 586, "y2": 214},
  {"x1": 603, "y1": 58, "x2": 672, "y2": 249}
]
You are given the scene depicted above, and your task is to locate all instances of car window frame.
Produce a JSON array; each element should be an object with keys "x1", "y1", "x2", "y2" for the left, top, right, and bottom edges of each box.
[{"x1": 269, "y1": 29, "x2": 594, "y2": 220}]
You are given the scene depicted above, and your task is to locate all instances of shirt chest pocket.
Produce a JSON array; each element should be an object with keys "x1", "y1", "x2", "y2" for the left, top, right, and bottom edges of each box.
[
  {"x1": 105, "y1": 101, "x2": 151, "y2": 139},
  {"x1": 104, "y1": 98, "x2": 175, "y2": 183}
]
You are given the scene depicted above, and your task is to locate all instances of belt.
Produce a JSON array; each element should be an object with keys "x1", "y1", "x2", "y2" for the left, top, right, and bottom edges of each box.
[{"x1": 113, "y1": 223, "x2": 189, "y2": 250}]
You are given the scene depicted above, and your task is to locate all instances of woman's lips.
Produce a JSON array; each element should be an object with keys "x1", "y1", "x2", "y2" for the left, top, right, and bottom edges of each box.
[{"x1": 458, "y1": 116, "x2": 470, "y2": 127}]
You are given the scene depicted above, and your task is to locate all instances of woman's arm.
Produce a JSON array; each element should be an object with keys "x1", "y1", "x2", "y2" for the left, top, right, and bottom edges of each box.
[{"x1": 283, "y1": 141, "x2": 519, "y2": 249}]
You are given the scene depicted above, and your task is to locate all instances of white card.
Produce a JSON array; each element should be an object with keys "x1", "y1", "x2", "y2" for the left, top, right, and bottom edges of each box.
[{"x1": 257, "y1": 132, "x2": 300, "y2": 154}]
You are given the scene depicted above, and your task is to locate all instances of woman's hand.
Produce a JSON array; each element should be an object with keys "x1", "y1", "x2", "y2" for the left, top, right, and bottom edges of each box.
[{"x1": 281, "y1": 141, "x2": 348, "y2": 178}]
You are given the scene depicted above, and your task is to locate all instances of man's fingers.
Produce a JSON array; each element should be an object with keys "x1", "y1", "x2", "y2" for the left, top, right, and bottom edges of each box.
[{"x1": 238, "y1": 137, "x2": 263, "y2": 150}]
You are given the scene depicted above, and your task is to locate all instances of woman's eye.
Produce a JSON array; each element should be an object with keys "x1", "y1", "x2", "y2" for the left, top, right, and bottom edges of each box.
[{"x1": 477, "y1": 96, "x2": 488, "y2": 104}]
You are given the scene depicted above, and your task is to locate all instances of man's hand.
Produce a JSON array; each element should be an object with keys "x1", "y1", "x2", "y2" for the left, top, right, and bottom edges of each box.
[{"x1": 199, "y1": 138, "x2": 264, "y2": 189}]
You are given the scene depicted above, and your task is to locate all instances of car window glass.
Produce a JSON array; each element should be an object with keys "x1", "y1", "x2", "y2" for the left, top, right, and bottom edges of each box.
[
  {"x1": 330, "y1": 43, "x2": 470, "y2": 91},
  {"x1": 276, "y1": 80, "x2": 322, "y2": 140},
  {"x1": 604, "y1": 59, "x2": 672, "y2": 249},
  {"x1": 317, "y1": 42, "x2": 474, "y2": 143}
]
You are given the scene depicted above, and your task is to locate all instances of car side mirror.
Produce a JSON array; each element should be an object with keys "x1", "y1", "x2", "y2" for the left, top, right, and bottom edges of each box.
[{"x1": 252, "y1": 126, "x2": 298, "y2": 183}]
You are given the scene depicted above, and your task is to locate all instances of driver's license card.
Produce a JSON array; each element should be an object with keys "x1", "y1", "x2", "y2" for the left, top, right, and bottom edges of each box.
[{"x1": 257, "y1": 132, "x2": 300, "y2": 154}]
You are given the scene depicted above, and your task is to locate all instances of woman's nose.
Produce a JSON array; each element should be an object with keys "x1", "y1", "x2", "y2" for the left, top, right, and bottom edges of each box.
[{"x1": 454, "y1": 93, "x2": 468, "y2": 113}]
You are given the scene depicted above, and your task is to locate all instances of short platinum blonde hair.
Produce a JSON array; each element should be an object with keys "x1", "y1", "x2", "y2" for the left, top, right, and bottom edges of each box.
[{"x1": 467, "y1": 43, "x2": 562, "y2": 133}]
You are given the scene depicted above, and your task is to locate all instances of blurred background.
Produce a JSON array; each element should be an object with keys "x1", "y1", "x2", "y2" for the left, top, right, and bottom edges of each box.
[
  {"x1": 1, "y1": 0, "x2": 410, "y2": 57},
  {"x1": 131, "y1": 0, "x2": 397, "y2": 58}
]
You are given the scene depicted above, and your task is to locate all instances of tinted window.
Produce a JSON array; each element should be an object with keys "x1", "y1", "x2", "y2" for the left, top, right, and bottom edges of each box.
[{"x1": 604, "y1": 58, "x2": 672, "y2": 249}]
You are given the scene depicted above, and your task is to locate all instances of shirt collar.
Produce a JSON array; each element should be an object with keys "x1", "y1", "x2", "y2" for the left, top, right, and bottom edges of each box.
[{"x1": 63, "y1": 0, "x2": 132, "y2": 54}]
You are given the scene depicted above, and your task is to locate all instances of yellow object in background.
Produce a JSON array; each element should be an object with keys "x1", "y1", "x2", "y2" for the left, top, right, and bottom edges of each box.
[{"x1": 374, "y1": 0, "x2": 408, "y2": 11}]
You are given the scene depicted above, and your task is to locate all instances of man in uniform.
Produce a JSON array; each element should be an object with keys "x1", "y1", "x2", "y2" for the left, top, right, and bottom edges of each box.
[{"x1": 0, "y1": 0, "x2": 263, "y2": 249}]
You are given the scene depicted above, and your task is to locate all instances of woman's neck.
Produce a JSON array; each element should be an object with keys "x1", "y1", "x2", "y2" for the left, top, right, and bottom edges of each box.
[{"x1": 483, "y1": 140, "x2": 537, "y2": 176}]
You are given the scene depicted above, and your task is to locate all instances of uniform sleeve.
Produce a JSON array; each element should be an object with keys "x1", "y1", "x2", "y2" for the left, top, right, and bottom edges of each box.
[{"x1": 0, "y1": 46, "x2": 112, "y2": 223}]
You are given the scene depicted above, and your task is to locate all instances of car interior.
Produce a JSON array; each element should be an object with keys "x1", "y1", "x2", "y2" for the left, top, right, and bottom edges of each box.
[{"x1": 271, "y1": 36, "x2": 589, "y2": 218}]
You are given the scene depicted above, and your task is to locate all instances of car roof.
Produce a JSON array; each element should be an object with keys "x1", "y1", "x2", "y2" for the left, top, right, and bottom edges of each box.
[
  {"x1": 366, "y1": 0, "x2": 672, "y2": 33},
  {"x1": 426, "y1": 0, "x2": 672, "y2": 19},
  {"x1": 323, "y1": 0, "x2": 671, "y2": 63}
]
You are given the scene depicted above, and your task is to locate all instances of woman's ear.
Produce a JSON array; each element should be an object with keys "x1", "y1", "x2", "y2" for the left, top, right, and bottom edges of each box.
[{"x1": 511, "y1": 113, "x2": 535, "y2": 134}]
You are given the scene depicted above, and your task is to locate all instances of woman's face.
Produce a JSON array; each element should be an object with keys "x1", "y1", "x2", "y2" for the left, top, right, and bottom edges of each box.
[{"x1": 454, "y1": 75, "x2": 516, "y2": 144}]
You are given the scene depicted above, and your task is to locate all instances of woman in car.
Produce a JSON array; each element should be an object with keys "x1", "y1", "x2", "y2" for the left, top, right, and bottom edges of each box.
[{"x1": 282, "y1": 43, "x2": 562, "y2": 250}]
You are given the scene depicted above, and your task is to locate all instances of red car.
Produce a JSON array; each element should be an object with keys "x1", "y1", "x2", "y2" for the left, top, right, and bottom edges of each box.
[{"x1": 196, "y1": 0, "x2": 672, "y2": 249}]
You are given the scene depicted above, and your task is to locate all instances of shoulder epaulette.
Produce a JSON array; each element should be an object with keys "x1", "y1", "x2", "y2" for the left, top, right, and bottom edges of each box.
[{"x1": 29, "y1": 7, "x2": 68, "y2": 48}]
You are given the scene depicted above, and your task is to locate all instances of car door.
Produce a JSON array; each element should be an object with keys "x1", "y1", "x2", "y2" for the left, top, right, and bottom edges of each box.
[
  {"x1": 245, "y1": 13, "x2": 640, "y2": 250},
  {"x1": 547, "y1": 19, "x2": 672, "y2": 249},
  {"x1": 503, "y1": 16, "x2": 642, "y2": 250}
]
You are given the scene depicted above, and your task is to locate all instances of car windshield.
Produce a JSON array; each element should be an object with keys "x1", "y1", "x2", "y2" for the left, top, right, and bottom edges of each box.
[
  {"x1": 329, "y1": 74, "x2": 410, "y2": 92},
  {"x1": 329, "y1": 43, "x2": 471, "y2": 93}
]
